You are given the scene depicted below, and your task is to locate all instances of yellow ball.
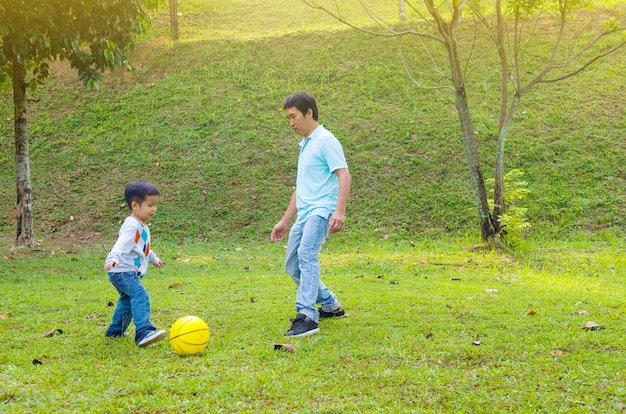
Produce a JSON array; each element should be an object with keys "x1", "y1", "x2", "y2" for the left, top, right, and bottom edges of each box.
[{"x1": 168, "y1": 315, "x2": 210, "y2": 356}]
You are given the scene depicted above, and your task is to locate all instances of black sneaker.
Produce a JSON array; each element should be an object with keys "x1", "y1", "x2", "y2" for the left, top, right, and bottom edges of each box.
[
  {"x1": 284, "y1": 313, "x2": 319, "y2": 337},
  {"x1": 318, "y1": 306, "x2": 345, "y2": 318}
]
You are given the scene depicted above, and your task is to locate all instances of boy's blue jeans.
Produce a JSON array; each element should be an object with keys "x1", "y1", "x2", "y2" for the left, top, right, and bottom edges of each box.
[
  {"x1": 284, "y1": 215, "x2": 341, "y2": 323},
  {"x1": 105, "y1": 271, "x2": 157, "y2": 343}
]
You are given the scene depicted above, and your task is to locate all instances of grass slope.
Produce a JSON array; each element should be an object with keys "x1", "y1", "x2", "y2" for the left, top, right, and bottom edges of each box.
[{"x1": 1, "y1": 1, "x2": 625, "y2": 246}]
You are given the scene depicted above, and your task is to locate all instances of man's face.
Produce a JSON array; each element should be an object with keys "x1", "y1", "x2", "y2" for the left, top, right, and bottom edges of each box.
[{"x1": 285, "y1": 106, "x2": 314, "y2": 137}]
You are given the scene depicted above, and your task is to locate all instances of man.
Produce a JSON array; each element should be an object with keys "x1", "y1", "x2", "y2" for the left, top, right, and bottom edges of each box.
[{"x1": 271, "y1": 91, "x2": 352, "y2": 337}]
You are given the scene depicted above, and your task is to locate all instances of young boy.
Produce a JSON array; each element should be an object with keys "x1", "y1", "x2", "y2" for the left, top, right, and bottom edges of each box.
[{"x1": 104, "y1": 180, "x2": 167, "y2": 347}]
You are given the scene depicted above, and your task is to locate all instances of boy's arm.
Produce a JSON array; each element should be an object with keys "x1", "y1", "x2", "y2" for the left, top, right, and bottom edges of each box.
[
  {"x1": 148, "y1": 251, "x2": 163, "y2": 268},
  {"x1": 104, "y1": 221, "x2": 136, "y2": 270}
]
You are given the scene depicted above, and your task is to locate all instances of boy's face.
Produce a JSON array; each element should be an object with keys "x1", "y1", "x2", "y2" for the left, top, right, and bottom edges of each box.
[{"x1": 131, "y1": 195, "x2": 159, "y2": 223}]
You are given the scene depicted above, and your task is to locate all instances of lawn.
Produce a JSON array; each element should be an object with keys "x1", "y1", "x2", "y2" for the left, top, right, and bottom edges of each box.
[
  {"x1": 1, "y1": 0, "x2": 626, "y2": 412},
  {"x1": 1, "y1": 239, "x2": 625, "y2": 412}
]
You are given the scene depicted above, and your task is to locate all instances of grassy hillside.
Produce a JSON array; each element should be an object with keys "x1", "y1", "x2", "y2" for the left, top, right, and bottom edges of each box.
[{"x1": 1, "y1": 0, "x2": 625, "y2": 247}]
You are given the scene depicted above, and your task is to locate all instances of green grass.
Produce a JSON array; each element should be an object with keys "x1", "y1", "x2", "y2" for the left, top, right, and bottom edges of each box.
[
  {"x1": 1, "y1": 239, "x2": 625, "y2": 412},
  {"x1": 1, "y1": 0, "x2": 625, "y2": 245},
  {"x1": 1, "y1": 1, "x2": 626, "y2": 411}
]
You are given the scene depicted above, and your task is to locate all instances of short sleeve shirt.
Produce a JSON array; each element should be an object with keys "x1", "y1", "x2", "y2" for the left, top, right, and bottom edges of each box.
[{"x1": 296, "y1": 125, "x2": 348, "y2": 224}]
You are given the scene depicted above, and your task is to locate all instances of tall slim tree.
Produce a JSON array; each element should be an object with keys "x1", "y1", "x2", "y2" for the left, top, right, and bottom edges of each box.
[
  {"x1": 305, "y1": 0, "x2": 625, "y2": 245},
  {"x1": 0, "y1": 0, "x2": 159, "y2": 246}
]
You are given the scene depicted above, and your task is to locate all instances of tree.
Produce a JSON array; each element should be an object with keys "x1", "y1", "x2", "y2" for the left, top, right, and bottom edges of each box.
[
  {"x1": 0, "y1": 0, "x2": 159, "y2": 246},
  {"x1": 304, "y1": 0, "x2": 625, "y2": 245}
]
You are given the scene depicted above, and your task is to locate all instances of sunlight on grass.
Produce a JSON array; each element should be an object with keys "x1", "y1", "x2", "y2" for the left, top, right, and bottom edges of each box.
[
  {"x1": 1, "y1": 240, "x2": 625, "y2": 412},
  {"x1": 1, "y1": 0, "x2": 625, "y2": 409},
  {"x1": 147, "y1": 0, "x2": 406, "y2": 42}
]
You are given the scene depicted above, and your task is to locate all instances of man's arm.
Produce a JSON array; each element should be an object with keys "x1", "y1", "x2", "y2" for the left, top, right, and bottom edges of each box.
[
  {"x1": 270, "y1": 190, "x2": 297, "y2": 241},
  {"x1": 329, "y1": 168, "x2": 352, "y2": 233}
]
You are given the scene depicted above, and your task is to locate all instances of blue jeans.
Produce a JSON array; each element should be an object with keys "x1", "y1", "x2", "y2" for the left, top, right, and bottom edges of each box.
[
  {"x1": 105, "y1": 271, "x2": 156, "y2": 343},
  {"x1": 285, "y1": 215, "x2": 341, "y2": 323}
]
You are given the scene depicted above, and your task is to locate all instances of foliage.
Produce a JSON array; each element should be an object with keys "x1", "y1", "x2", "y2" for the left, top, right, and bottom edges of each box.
[
  {"x1": 0, "y1": 0, "x2": 160, "y2": 90},
  {"x1": 1, "y1": 239, "x2": 625, "y2": 412},
  {"x1": 488, "y1": 169, "x2": 532, "y2": 247}
]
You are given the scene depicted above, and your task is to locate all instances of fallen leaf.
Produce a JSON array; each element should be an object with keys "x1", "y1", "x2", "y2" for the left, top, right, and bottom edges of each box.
[
  {"x1": 472, "y1": 340, "x2": 482, "y2": 346},
  {"x1": 107, "y1": 301, "x2": 115, "y2": 307},
  {"x1": 235, "y1": 247, "x2": 243, "y2": 251},
  {"x1": 382, "y1": 233, "x2": 389, "y2": 240},
  {"x1": 32, "y1": 359, "x2": 43, "y2": 365},
  {"x1": 525, "y1": 308, "x2": 536, "y2": 316},
  {"x1": 44, "y1": 329, "x2": 63, "y2": 337},
  {"x1": 0, "y1": 311, "x2": 12, "y2": 319},
  {"x1": 550, "y1": 350, "x2": 564, "y2": 357},
  {"x1": 574, "y1": 309, "x2": 590, "y2": 315},
  {"x1": 583, "y1": 321, "x2": 604, "y2": 330},
  {"x1": 273, "y1": 343, "x2": 295, "y2": 352},
  {"x1": 169, "y1": 283, "x2": 183, "y2": 289},
  {"x1": 420, "y1": 259, "x2": 428, "y2": 265},
  {"x1": 485, "y1": 289, "x2": 498, "y2": 293},
  {"x1": 86, "y1": 313, "x2": 98, "y2": 319},
  {"x1": 250, "y1": 297, "x2": 256, "y2": 303}
]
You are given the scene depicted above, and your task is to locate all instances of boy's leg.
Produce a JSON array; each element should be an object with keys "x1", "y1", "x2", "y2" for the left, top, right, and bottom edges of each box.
[
  {"x1": 126, "y1": 277, "x2": 158, "y2": 343},
  {"x1": 105, "y1": 273, "x2": 133, "y2": 337}
]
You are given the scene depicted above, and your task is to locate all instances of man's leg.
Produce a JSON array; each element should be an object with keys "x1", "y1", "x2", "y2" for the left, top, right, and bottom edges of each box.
[{"x1": 294, "y1": 215, "x2": 335, "y2": 324}]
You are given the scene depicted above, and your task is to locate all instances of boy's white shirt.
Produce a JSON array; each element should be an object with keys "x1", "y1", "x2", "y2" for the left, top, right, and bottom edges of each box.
[{"x1": 105, "y1": 216, "x2": 160, "y2": 276}]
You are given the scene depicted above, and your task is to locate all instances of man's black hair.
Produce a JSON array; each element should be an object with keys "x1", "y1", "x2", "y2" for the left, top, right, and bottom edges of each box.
[
  {"x1": 283, "y1": 91, "x2": 319, "y2": 121},
  {"x1": 125, "y1": 180, "x2": 160, "y2": 209}
]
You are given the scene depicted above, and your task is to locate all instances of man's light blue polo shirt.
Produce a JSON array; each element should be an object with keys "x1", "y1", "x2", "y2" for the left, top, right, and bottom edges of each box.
[{"x1": 295, "y1": 125, "x2": 348, "y2": 224}]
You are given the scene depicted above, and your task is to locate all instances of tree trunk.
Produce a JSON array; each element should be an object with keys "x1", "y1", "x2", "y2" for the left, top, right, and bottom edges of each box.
[
  {"x1": 493, "y1": 95, "x2": 520, "y2": 220},
  {"x1": 445, "y1": 38, "x2": 496, "y2": 242},
  {"x1": 13, "y1": 59, "x2": 37, "y2": 247},
  {"x1": 398, "y1": 0, "x2": 407, "y2": 20},
  {"x1": 170, "y1": 0, "x2": 179, "y2": 41}
]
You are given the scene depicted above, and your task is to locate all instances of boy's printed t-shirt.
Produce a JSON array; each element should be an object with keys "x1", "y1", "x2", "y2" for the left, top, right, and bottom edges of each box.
[{"x1": 105, "y1": 216, "x2": 160, "y2": 276}]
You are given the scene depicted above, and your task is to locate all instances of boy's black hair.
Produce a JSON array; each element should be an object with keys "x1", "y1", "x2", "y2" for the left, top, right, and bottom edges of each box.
[
  {"x1": 124, "y1": 180, "x2": 160, "y2": 209},
  {"x1": 283, "y1": 91, "x2": 319, "y2": 121}
]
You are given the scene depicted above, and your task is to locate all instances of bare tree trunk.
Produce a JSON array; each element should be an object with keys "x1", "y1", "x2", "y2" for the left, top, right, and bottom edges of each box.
[
  {"x1": 493, "y1": 95, "x2": 520, "y2": 220},
  {"x1": 445, "y1": 38, "x2": 497, "y2": 241},
  {"x1": 170, "y1": 0, "x2": 179, "y2": 41},
  {"x1": 399, "y1": 0, "x2": 407, "y2": 20},
  {"x1": 13, "y1": 59, "x2": 37, "y2": 247}
]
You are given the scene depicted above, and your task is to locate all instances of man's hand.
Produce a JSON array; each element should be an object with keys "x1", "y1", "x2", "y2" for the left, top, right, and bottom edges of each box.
[
  {"x1": 328, "y1": 212, "x2": 345, "y2": 234},
  {"x1": 271, "y1": 222, "x2": 289, "y2": 242}
]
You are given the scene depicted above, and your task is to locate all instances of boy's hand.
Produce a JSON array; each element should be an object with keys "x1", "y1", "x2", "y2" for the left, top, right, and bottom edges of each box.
[
  {"x1": 154, "y1": 260, "x2": 163, "y2": 268},
  {"x1": 104, "y1": 260, "x2": 117, "y2": 271}
]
